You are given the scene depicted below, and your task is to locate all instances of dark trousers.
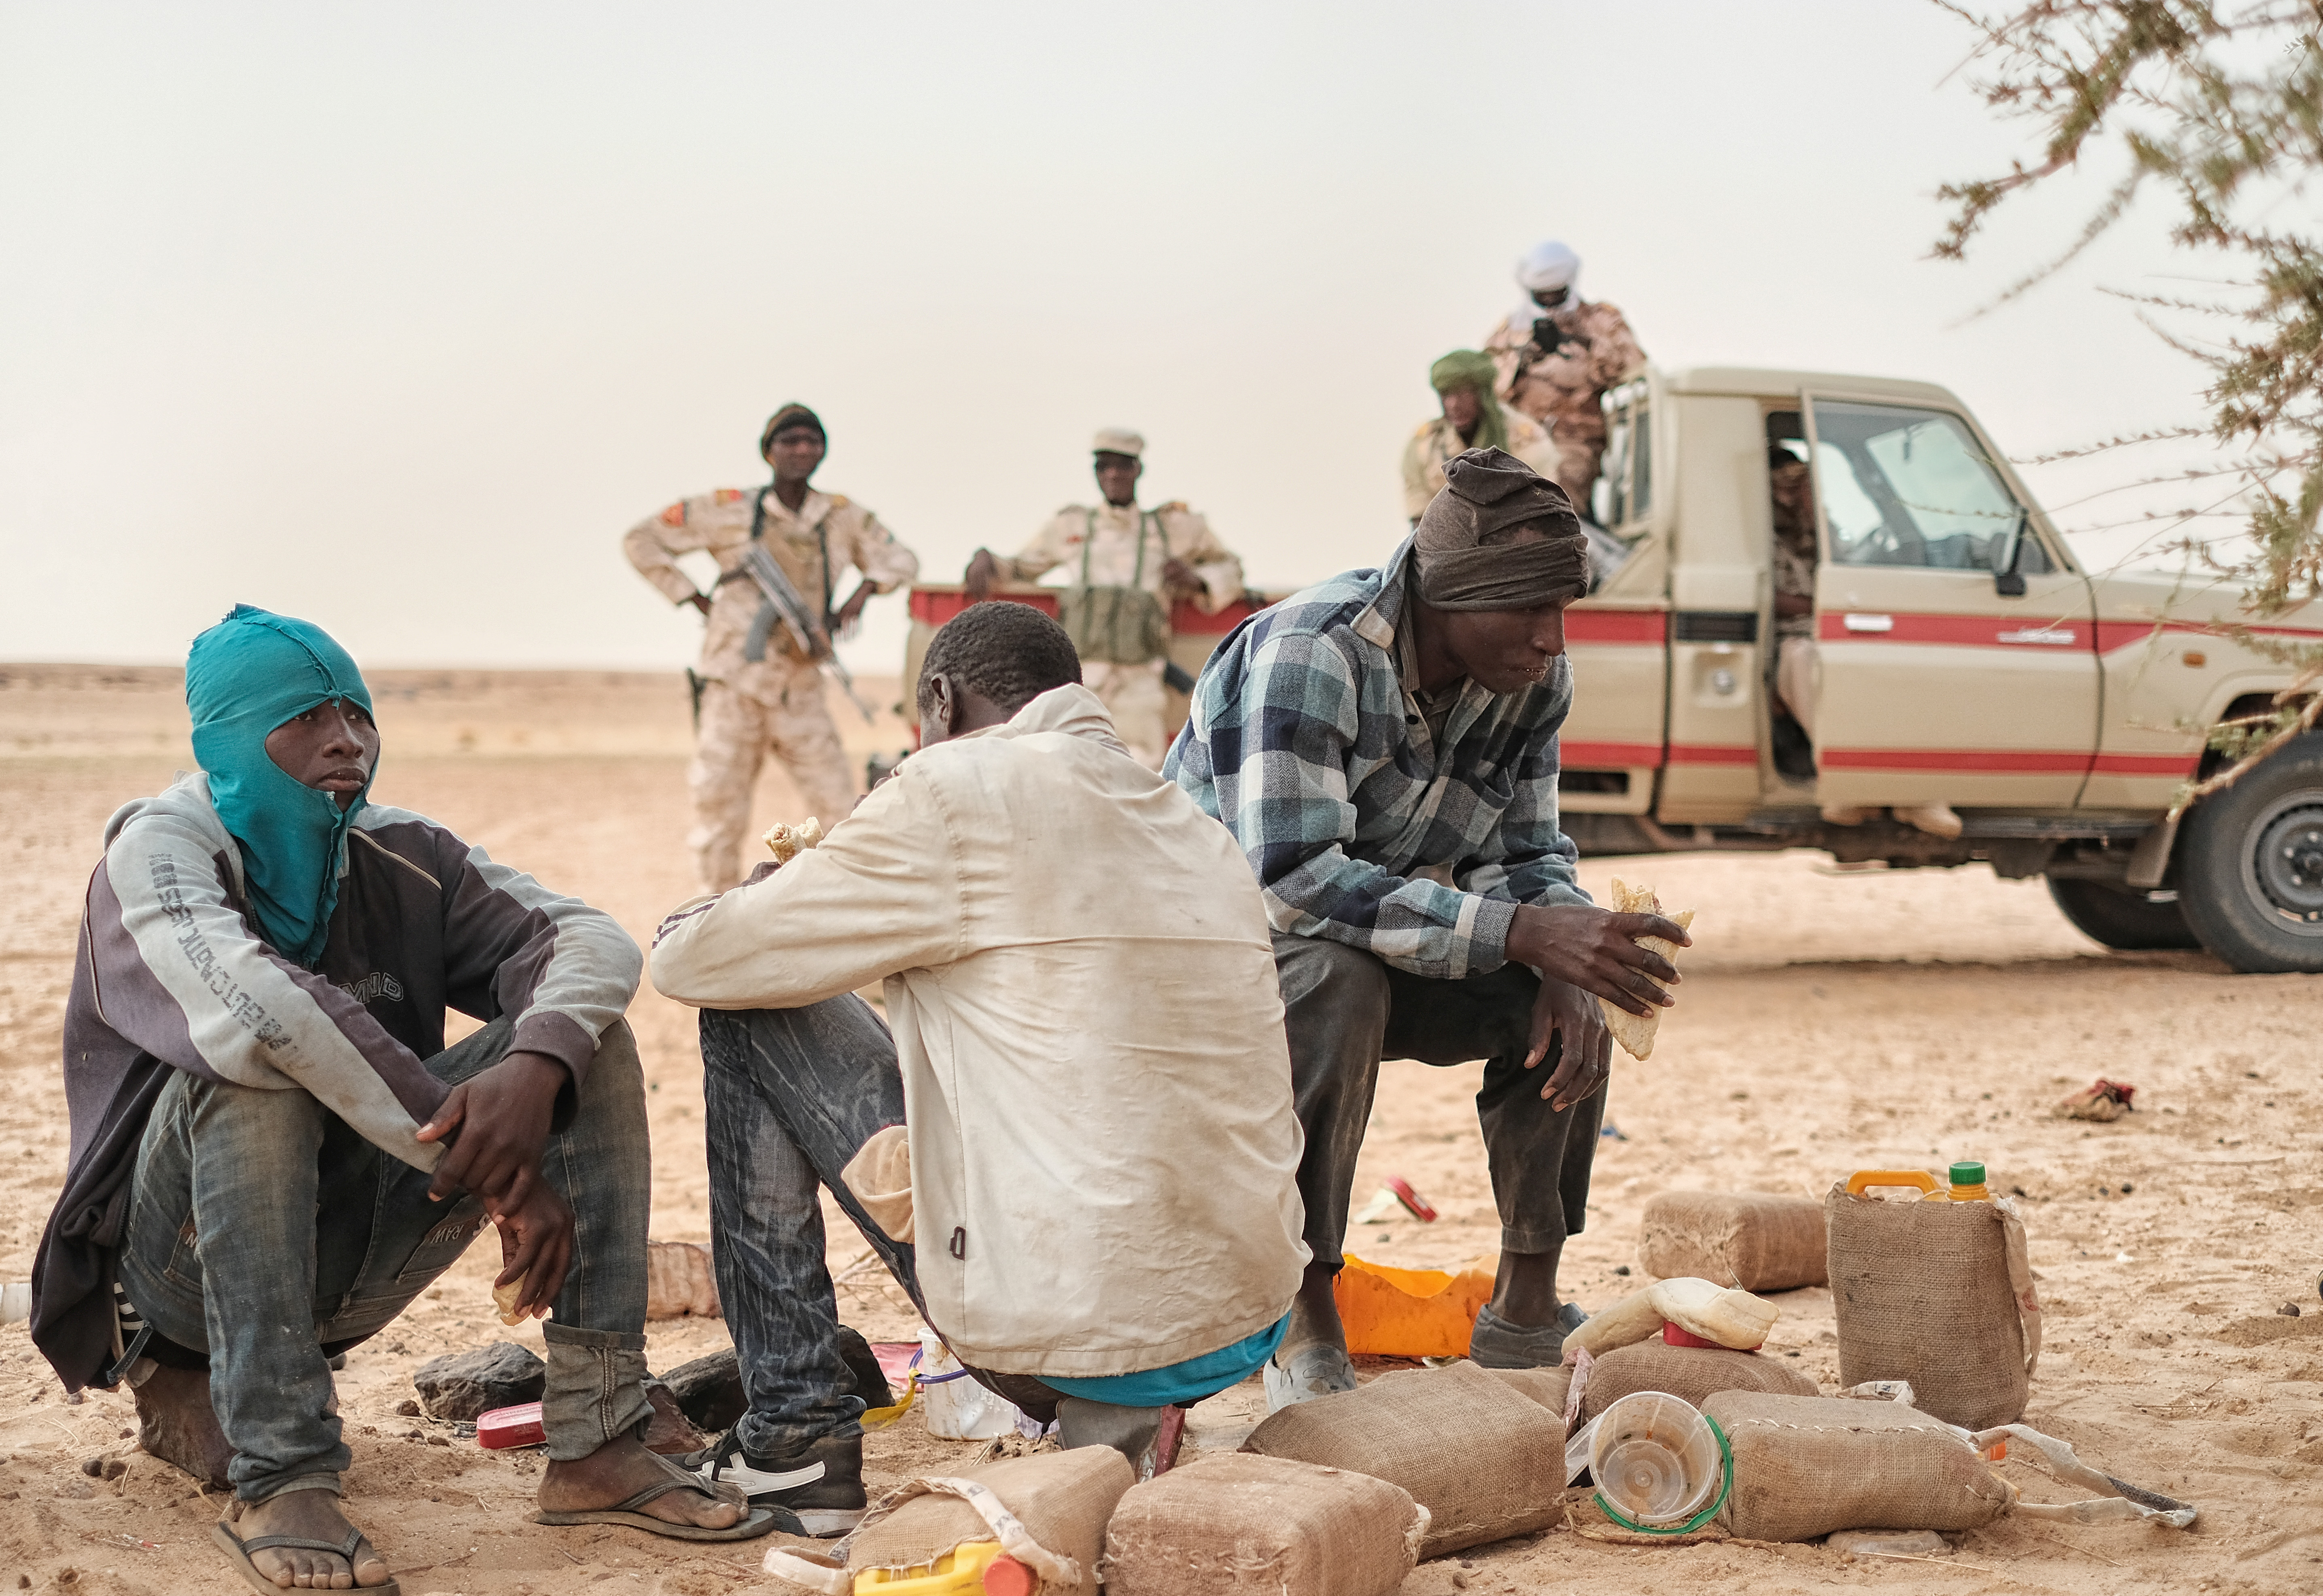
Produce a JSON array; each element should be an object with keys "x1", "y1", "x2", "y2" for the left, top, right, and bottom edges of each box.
[
  {"x1": 1274, "y1": 933, "x2": 1604, "y2": 1271},
  {"x1": 698, "y1": 999, "x2": 1065, "y2": 1456}
]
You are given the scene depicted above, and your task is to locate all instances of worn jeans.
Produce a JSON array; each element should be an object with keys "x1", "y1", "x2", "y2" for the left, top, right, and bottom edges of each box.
[
  {"x1": 118, "y1": 1016, "x2": 654, "y2": 1501},
  {"x1": 1273, "y1": 933, "x2": 1604, "y2": 1272},
  {"x1": 699, "y1": 999, "x2": 1071, "y2": 1458}
]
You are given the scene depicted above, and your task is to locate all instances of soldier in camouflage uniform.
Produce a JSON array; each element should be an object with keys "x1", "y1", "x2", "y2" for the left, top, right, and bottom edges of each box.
[
  {"x1": 1483, "y1": 240, "x2": 1646, "y2": 512},
  {"x1": 624, "y1": 405, "x2": 919, "y2": 893},
  {"x1": 962, "y1": 428, "x2": 1243, "y2": 767},
  {"x1": 1403, "y1": 350, "x2": 1560, "y2": 524}
]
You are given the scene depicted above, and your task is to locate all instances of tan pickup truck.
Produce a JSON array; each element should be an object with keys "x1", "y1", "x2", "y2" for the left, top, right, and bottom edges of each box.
[{"x1": 903, "y1": 365, "x2": 2323, "y2": 974}]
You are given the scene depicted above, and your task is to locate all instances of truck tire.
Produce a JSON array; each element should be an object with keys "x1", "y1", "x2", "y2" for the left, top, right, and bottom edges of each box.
[
  {"x1": 2044, "y1": 879, "x2": 2201, "y2": 951},
  {"x1": 2177, "y1": 731, "x2": 2323, "y2": 973}
]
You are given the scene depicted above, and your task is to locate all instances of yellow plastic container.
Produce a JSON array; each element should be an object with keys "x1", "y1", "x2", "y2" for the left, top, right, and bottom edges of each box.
[
  {"x1": 1946, "y1": 1161, "x2": 1991, "y2": 1203},
  {"x1": 1844, "y1": 1170, "x2": 1942, "y2": 1200},
  {"x1": 854, "y1": 1540, "x2": 1031, "y2": 1596},
  {"x1": 1332, "y1": 1253, "x2": 1496, "y2": 1357}
]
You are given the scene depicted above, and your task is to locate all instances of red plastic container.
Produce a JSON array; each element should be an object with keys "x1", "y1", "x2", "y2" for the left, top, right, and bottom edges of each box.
[
  {"x1": 1659, "y1": 1320, "x2": 1719, "y2": 1350},
  {"x1": 477, "y1": 1401, "x2": 546, "y2": 1449}
]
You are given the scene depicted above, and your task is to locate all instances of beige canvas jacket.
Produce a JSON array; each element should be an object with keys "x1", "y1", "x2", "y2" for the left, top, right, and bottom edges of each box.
[
  {"x1": 997, "y1": 500, "x2": 1243, "y2": 614},
  {"x1": 649, "y1": 685, "x2": 1308, "y2": 1376}
]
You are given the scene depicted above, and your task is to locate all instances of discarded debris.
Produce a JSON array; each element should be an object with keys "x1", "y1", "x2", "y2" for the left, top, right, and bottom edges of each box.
[{"x1": 2054, "y1": 1078, "x2": 2135, "y2": 1121}]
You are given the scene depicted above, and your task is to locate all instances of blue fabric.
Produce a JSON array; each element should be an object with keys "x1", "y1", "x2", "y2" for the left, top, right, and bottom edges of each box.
[
  {"x1": 185, "y1": 605, "x2": 375, "y2": 968},
  {"x1": 1040, "y1": 1315, "x2": 1288, "y2": 1409}
]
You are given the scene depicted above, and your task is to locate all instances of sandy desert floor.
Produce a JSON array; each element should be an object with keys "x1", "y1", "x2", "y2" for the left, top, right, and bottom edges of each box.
[{"x1": 0, "y1": 663, "x2": 2319, "y2": 1595}]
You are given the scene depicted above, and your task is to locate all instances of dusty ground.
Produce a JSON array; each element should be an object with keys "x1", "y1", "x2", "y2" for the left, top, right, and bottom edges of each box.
[{"x1": 0, "y1": 663, "x2": 2319, "y2": 1596}]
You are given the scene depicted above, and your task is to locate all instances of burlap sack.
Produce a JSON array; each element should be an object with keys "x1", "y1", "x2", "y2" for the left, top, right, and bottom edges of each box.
[
  {"x1": 1099, "y1": 1452, "x2": 1427, "y2": 1596},
  {"x1": 1482, "y1": 1363, "x2": 1574, "y2": 1422},
  {"x1": 1704, "y1": 1391, "x2": 2015, "y2": 1542},
  {"x1": 1575, "y1": 1340, "x2": 1817, "y2": 1423},
  {"x1": 1825, "y1": 1188, "x2": 2040, "y2": 1430},
  {"x1": 1242, "y1": 1360, "x2": 1561, "y2": 1556},
  {"x1": 846, "y1": 1449, "x2": 1133, "y2": 1596},
  {"x1": 1640, "y1": 1191, "x2": 1827, "y2": 1291}
]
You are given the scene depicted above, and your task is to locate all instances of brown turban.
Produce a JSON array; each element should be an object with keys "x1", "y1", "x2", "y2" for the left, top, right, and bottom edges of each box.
[{"x1": 1414, "y1": 447, "x2": 1588, "y2": 610}]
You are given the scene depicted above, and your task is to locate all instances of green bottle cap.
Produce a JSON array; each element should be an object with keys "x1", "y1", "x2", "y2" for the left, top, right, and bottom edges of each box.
[{"x1": 1950, "y1": 1161, "x2": 1987, "y2": 1186}]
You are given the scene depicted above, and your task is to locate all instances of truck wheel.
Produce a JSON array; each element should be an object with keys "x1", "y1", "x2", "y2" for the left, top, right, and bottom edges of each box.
[
  {"x1": 2177, "y1": 731, "x2": 2323, "y2": 973},
  {"x1": 2044, "y1": 879, "x2": 2200, "y2": 951}
]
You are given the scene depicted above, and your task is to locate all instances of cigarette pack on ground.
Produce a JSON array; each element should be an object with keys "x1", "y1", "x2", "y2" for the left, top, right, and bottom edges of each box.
[
  {"x1": 477, "y1": 1401, "x2": 545, "y2": 1450},
  {"x1": 1599, "y1": 879, "x2": 1694, "y2": 1060}
]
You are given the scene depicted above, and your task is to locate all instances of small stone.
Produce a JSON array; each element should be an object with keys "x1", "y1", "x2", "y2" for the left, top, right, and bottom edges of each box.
[
  {"x1": 2281, "y1": 1303, "x2": 2303, "y2": 1318},
  {"x1": 395, "y1": 1399, "x2": 421, "y2": 1417},
  {"x1": 78, "y1": 1456, "x2": 103, "y2": 1478},
  {"x1": 1613, "y1": 1265, "x2": 1631, "y2": 1277},
  {"x1": 63, "y1": 1391, "x2": 82, "y2": 1405},
  {"x1": 2120, "y1": 1182, "x2": 2134, "y2": 1194},
  {"x1": 1452, "y1": 1572, "x2": 1470, "y2": 1589},
  {"x1": 411, "y1": 1342, "x2": 545, "y2": 1422},
  {"x1": 426, "y1": 1434, "x2": 451, "y2": 1448}
]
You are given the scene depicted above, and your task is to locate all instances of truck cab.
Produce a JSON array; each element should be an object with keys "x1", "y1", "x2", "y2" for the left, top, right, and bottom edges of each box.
[{"x1": 1555, "y1": 365, "x2": 2323, "y2": 973}]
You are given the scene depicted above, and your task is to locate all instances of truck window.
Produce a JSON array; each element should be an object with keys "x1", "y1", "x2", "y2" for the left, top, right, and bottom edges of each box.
[{"x1": 1811, "y1": 400, "x2": 2052, "y2": 574}]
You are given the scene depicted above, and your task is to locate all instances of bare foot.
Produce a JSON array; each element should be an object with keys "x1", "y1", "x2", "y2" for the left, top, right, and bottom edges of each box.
[
  {"x1": 235, "y1": 1490, "x2": 391, "y2": 1590},
  {"x1": 539, "y1": 1434, "x2": 745, "y2": 1530}
]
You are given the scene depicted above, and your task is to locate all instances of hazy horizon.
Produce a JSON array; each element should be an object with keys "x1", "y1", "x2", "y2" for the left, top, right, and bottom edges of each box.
[{"x1": 4, "y1": 2, "x2": 2224, "y2": 677}]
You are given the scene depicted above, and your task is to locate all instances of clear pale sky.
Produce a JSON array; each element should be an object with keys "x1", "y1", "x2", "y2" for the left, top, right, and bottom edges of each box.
[{"x1": 0, "y1": 1, "x2": 2214, "y2": 674}]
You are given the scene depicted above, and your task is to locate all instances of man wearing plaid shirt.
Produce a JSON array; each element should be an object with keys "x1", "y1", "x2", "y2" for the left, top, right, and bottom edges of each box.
[{"x1": 1168, "y1": 447, "x2": 1690, "y2": 1406}]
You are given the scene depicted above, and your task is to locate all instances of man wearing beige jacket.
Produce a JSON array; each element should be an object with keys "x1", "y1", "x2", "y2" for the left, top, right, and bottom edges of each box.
[{"x1": 649, "y1": 600, "x2": 1307, "y2": 1535}]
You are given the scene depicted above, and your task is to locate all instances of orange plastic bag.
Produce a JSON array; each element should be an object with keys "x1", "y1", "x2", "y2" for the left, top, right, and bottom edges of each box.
[{"x1": 1333, "y1": 1254, "x2": 1494, "y2": 1358}]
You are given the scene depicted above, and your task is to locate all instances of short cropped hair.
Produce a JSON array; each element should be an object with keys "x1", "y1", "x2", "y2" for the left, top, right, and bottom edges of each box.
[{"x1": 915, "y1": 600, "x2": 1084, "y2": 720}]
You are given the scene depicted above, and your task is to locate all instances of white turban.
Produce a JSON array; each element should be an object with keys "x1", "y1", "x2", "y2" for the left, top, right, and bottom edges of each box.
[{"x1": 1515, "y1": 239, "x2": 1580, "y2": 295}]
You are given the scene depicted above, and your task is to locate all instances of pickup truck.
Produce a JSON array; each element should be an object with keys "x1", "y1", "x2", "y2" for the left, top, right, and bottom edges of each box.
[{"x1": 902, "y1": 365, "x2": 2323, "y2": 975}]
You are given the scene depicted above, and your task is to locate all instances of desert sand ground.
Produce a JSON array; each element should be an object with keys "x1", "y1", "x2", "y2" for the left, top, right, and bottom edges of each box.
[{"x1": 0, "y1": 663, "x2": 2319, "y2": 1596}]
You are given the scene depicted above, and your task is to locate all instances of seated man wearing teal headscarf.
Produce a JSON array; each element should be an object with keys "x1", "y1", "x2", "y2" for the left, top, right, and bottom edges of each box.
[{"x1": 30, "y1": 606, "x2": 769, "y2": 1594}]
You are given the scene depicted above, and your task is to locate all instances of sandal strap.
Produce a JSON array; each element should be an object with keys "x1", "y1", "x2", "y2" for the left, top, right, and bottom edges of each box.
[{"x1": 237, "y1": 1527, "x2": 366, "y2": 1558}]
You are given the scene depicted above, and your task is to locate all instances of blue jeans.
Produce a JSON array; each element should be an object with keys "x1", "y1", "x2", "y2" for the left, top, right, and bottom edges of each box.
[
  {"x1": 701, "y1": 998, "x2": 1077, "y2": 1458},
  {"x1": 118, "y1": 1016, "x2": 654, "y2": 1501}
]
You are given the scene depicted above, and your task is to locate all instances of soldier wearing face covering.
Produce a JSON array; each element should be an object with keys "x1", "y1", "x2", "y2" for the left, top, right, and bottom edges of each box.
[
  {"x1": 1483, "y1": 240, "x2": 1647, "y2": 511},
  {"x1": 1168, "y1": 449, "x2": 1691, "y2": 1409}
]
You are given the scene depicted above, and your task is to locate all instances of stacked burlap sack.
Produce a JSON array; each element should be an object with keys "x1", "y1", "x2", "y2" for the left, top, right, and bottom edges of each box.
[
  {"x1": 765, "y1": 1441, "x2": 1435, "y2": 1596},
  {"x1": 1825, "y1": 1180, "x2": 2041, "y2": 1429},
  {"x1": 1704, "y1": 1390, "x2": 2196, "y2": 1541},
  {"x1": 1639, "y1": 1191, "x2": 1827, "y2": 1291}
]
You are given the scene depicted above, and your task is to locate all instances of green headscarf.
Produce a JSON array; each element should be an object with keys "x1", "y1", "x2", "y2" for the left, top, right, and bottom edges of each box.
[
  {"x1": 185, "y1": 605, "x2": 377, "y2": 968},
  {"x1": 1429, "y1": 349, "x2": 1509, "y2": 454}
]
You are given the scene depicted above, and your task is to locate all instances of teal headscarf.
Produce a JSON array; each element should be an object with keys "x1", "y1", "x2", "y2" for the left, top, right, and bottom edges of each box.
[{"x1": 185, "y1": 605, "x2": 377, "y2": 968}]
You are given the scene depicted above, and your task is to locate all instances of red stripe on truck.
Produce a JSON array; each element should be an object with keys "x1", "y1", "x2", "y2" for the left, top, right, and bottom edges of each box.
[{"x1": 1820, "y1": 748, "x2": 2094, "y2": 774}]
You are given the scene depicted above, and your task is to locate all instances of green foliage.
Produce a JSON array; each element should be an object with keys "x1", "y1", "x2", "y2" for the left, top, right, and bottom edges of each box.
[{"x1": 1935, "y1": 2, "x2": 2323, "y2": 797}]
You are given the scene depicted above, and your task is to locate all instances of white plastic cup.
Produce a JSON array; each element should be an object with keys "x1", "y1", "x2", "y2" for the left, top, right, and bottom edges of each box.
[
  {"x1": 915, "y1": 1325, "x2": 1027, "y2": 1441},
  {"x1": 1588, "y1": 1390, "x2": 1722, "y2": 1527}
]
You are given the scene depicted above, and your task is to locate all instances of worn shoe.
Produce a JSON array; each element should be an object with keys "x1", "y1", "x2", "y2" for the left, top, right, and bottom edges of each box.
[
  {"x1": 1261, "y1": 1344, "x2": 1358, "y2": 1412},
  {"x1": 678, "y1": 1430, "x2": 864, "y2": 1537},
  {"x1": 1892, "y1": 803, "x2": 1964, "y2": 839},
  {"x1": 1467, "y1": 1303, "x2": 1589, "y2": 1369},
  {"x1": 1819, "y1": 804, "x2": 1872, "y2": 826}
]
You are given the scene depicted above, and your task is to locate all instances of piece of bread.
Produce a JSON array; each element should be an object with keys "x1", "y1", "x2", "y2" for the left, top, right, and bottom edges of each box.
[
  {"x1": 492, "y1": 1274, "x2": 526, "y2": 1327},
  {"x1": 762, "y1": 816, "x2": 824, "y2": 864},
  {"x1": 1597, "y1": 878, "x2": 1695, "y2": 1061}
]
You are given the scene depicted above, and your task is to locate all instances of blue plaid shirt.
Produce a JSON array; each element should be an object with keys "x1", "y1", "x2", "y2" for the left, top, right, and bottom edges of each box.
[{"x1": 1166, "y1": 539, "x2": 1589, "y2": 980}]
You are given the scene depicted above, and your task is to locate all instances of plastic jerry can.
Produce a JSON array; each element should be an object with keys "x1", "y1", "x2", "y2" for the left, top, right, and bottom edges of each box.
[
  {"x1": 853, "y1": 1539, "x2": 1035, "y2": 1595},
  {"x1": 1845, "y1": 1170, "x2": 1942, "y2": 1200}
]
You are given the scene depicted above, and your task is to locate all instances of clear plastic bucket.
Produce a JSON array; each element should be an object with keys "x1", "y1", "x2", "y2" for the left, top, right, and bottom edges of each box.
[{"x1": 1587, "y1": 1391, "x2": 1722, "y2": 1528}]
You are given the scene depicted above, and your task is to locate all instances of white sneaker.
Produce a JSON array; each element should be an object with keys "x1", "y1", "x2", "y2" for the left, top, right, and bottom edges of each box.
[{"x1": 1262, "y1": 1344, "x2": 1358, "y2": 1412}]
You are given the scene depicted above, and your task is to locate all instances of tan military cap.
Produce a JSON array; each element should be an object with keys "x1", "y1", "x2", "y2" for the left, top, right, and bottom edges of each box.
[{"x1": 1091, "y1": 427, "x2": 1145, "y2": 459}]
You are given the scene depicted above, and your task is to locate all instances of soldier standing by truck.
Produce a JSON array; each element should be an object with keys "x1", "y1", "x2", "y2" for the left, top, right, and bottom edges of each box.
[
  {"x1": 624, "y1": 404, "x2": 920, "y2": 894},
  {"x1": 1485, "y1": 240, "x2": 1646, "y2": 512},
  {"x1": 962, "y1": 428, "x2": 1244, "y2": 767},
  {"x1": 1402, "y1": 350, "x2": 1560, "y2": 525}
]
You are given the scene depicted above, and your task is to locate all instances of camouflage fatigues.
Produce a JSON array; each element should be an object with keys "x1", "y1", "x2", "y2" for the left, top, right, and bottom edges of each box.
[
  {"x1": 1400, "y1": 410, "x2": 1558, "y2": 523},
  {"x1": 1485, "y1": 299, "x2": 1646, "y2": 509},
  {"x1": 624, "y1": 485, "x2": 919, "y2": 892},
  {"x1": 1771, "y1": 471, "x2": 1820, "y2": 734},
  {"x1": 993, "y1": 501, "x2": 1241, "y2": 767}
]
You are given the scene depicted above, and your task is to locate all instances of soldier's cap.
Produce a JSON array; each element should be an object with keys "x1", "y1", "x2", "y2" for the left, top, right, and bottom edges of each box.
[
  {"x1": 761, "y1": 404, "x2": 825, "y2": 456},
  {"x1": 1091, "y1": 427, "x2": 1144, "y2": 461}
]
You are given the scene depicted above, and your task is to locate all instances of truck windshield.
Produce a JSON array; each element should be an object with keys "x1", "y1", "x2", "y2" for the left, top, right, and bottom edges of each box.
[{"x1": 1811, "y1": 400, "x2": 2049, "y2": 572}]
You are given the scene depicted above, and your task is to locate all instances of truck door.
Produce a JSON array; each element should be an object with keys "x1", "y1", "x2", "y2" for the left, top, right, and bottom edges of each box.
[{"x1": 1804, "y1": 395, "x2": 2098, "y2": 811}]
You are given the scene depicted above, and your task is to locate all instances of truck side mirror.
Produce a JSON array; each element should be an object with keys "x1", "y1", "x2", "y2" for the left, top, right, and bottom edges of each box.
[{"x1": 1993, "y1": 513, "x2": 2028, "y2": 598}]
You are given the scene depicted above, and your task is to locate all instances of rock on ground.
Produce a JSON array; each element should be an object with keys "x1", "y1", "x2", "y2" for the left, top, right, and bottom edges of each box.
[{"x1": 412, "y1": 1342, "x2": 545, "y2": 1421}]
